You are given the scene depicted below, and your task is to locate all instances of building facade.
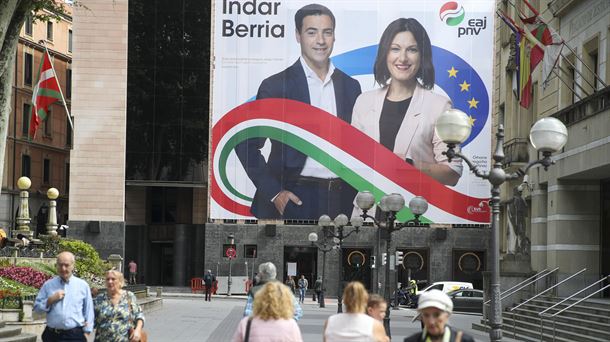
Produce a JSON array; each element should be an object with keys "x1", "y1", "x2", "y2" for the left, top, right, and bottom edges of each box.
[
  {"x1": 1, "y1": 8, "x2": 73, "y2": 235},
  {"x1": 494, "y1": 0, "x2": 610, "y2": 295},
  {"x1": 70, "y1": 0, "x2": 490, "y2": 290}
]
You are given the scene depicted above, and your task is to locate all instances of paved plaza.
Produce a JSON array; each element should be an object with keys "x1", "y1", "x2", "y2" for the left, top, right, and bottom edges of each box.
[{"x1": 145, "y1": 295, "x2": 508, "y2": 341}]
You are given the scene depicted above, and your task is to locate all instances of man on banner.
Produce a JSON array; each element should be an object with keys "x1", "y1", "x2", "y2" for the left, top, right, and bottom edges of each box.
[
  {"x1": 29, "y1": 51, "x2": 63, "y2": 139},
  {"x1": 235, "y1": 4, "x2": 362, "y2": 219}
]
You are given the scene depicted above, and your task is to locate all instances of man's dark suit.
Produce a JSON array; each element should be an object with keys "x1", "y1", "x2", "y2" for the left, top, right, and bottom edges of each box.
[{"x1": 235, "y1": 60, "x2": 362, "y2": 219}]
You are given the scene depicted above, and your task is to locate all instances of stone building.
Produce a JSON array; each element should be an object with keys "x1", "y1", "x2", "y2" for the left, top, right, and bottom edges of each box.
[
  {"x1": 1, "y1": 7, "x2": 73, "y2": 234},
  {"x1": 494, "y1": 0, "x2": 610, "y2": 295}
]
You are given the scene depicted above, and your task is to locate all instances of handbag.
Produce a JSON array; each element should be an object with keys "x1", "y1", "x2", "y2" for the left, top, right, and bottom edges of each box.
[
  {"x1": 127, "y1": 292, "x2": 148, "y2": 342},
  {"x1": 244, "y1": 317, "x2": 253, "y2": 342}
]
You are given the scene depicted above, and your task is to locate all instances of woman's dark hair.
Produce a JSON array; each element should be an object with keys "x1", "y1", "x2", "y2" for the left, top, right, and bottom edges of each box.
[{"x1": 374, "y1": 18, "x2": 435, "y2": 89}]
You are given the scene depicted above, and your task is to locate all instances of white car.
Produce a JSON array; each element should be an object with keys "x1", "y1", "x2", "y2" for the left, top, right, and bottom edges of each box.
[{"x1": 420, "y1": 281, "x2": 474, "y2": 294}]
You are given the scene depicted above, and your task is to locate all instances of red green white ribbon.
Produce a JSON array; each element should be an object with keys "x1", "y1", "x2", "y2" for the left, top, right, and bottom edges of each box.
[{"x1": 211, "y1": 99, "x2": 490, "y2": 223}]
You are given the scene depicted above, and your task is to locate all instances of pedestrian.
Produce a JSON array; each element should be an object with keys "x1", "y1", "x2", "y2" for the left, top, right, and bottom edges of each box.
[
  {"x1": 128, "y1": 260, "x2": 137, "y2": 285},
  {"x1": 34, "y1": 251, "x2": 94, "y2": 342},
  {"x1": 366, "y1": 294, "x2": 387, "y2": 321},
  {"x1": 203, "y1": 269, "x2": 216, "y2": 302},
  {"x1": 285, "y1": 276, "x2": 296, "y2": 295},
  {"x1": 314, "y1": 277, "x2": 323, "y2": 304},
  {"x1": 231, "y1": 282, "x2": 303, "y2": 342},
  {"x1": 297, "y1": 275, "x2": 308, "y2": 303},
  {"x1": 93, "y1": 269, "x2": 146, "y2": 342},
  {"x1": 403, "y1": 290, "x2": 475, "y2": 342},
  {"x1": 244, "y1": 262, "x2": 303, "y2": 320},
  {"x1": 323, "y1": 281, "x2": 388, "y2": 342}
]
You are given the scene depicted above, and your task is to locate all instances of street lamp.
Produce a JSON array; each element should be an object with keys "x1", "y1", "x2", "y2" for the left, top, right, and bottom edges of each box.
[
  {"x1": 308, "y1": 231, "x2": 335, "y2": 308},
  {"x1": 356, "y1": 191, "x2": 428, "y2": 338},
  {"x1": 317, "y1": 214, "x2": 363, "y2": 313},
  {"x1": 435, "y1": 110, "x2": 568, "y2": 342},
  {"x1": 227, "y1": 233, "x2": 235, "y2": 296}
]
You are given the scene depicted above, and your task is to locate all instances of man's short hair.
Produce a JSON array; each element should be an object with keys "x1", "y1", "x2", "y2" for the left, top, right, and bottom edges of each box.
[
  {"x1": 258, "y1": 262, "x2": 277, "y2": 282},
  {"x1": 294, "y1": 4, "x2": 335, "y2": 32}
]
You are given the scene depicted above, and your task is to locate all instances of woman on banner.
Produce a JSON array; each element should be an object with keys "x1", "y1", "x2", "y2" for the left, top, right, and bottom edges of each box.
[{"x1": 351, "y1": 18, "x2": 462, "y2": 187}]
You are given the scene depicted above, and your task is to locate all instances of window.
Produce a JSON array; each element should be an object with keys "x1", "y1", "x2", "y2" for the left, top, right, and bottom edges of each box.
[
  {"x1": 22, "y1": 104, "x2": 30, "y2": 136},
  {"x1": 21, "y1": 155, "x2": 31, "y2": 178},
  {"x1": 66, "y1": 68, "x2": 72, "y2": 98},
  {"x1": 222, "y1": 244, "x2": 237, "y2": 258},
  {"x1": 66, "y1": 116, "x2": 73, "y2": 146},
  {"x1": 24, "y1": 53, "x2": 33, "y2": 86},
  {"x1": 68, "y1": 29, "x2": 73, "y2": 52},
  {"x1": 47, "y1": 21, "x2": 53, "y2": 41},
  {"x1": 43, "y1": 159, "x2": 50, "y2": 184},
  {"x1": 244, "y1": 245, "x2": 258, "y2": 258},
  {"x1": 24, "y1": 15, "x2": 33, "y2": 36},
  {"x1": 43, "y1": 108, "x2": 52, "y2": 136},
  {"x1": 591, "y1": 51, "x2": 599, "y2": 90},
  {"x1": 65, "y1": 163, "x2": 70, "y2": 194}
]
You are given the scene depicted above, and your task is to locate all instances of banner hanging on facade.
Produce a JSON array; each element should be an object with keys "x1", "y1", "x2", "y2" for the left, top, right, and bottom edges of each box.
[{"x1": 210, "y1": 0, "x2": 495, "y2": 224}]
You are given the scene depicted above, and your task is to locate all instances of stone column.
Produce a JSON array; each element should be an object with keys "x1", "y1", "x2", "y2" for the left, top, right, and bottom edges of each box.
[{"x1": 173, "y1": 224, "x2": 187, "y2": 286}]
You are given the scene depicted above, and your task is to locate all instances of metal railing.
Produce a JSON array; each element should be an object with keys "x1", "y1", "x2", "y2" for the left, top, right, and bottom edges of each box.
[
  {"x1": 508, "y1": 268, "x2": 586, "y2": 339},
  {"x1": 538, "y1": 275, "x2": 610, "y2": 341},
  {"x1": 482, "y1": 268, "x2": 556, "y2": 325}
]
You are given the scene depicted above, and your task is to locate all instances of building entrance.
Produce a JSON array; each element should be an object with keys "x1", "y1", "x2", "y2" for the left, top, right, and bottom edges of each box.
[
  {"x1": 284, "y1": 246, "x2": 317, "y2": 286},
  {"x1": 342, "y1": 248, "x2": 372, "y2": 290}
]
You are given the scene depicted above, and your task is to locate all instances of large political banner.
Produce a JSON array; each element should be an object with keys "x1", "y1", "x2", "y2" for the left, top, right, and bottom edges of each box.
[{"x1": 210, "y1": 0, "x2": 494, "y2": 224}]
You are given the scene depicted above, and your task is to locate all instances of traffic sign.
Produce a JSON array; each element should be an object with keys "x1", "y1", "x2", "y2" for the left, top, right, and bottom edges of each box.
[{"x1": 226, "y1": 247, "x2": 237, "y2": 259}]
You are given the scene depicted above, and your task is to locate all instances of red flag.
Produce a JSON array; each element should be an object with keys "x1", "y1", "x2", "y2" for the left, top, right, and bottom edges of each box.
[
  {"x1": 29, "y1": 52, "x2": 62, "y2": 139},
  {"x1": 518, "y1": 0, "x2": 564, "y2": 86}
]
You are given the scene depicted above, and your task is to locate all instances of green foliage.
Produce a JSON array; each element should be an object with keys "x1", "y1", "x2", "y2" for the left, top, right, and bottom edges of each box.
[
  {"x1": 0, "y1": 277, "x2": 38, "y2": 296},
  {"x1": 0, "y1": 258, "x2": 11, "y2": 267},
  {"x1": 58, "y1": 239, "x2": 111, "y2": 280},
  {"x1": 15, "y1": 260, "x2": 56, "y2": 276}
]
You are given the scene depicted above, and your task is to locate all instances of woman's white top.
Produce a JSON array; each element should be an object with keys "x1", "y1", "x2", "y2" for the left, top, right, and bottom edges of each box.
[{"x1": 324, "y1": 313, "x2": 376, "y2": 341}]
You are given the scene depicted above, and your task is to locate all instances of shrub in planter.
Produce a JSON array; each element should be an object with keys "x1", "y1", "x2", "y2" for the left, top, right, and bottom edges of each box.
[{"x1": 58, "y1": 239, "x2": 112, "y2": 281}]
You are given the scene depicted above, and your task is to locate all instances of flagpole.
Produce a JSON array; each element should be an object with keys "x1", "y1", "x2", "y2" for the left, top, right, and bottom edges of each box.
[
  {"x1": 559, "y1": 52, "x2": 598, "y2": 93},
  {"x1": 40, "y1": 41, "x2": 74, "y2": 131},
  {"x1": 556, "y1": 64, "x2": 591, "y2": 98},
  {"x1": 551, "y1": 69, "x2": 584, "y2": 102},
  {"x1": 561, "y1": 43, "x2": 608, "y2": 89}
]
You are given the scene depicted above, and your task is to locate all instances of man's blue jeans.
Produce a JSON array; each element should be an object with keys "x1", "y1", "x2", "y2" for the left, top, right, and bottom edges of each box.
[{"x1": 299, "y1": 288, "x2": 306, "y2": 303}]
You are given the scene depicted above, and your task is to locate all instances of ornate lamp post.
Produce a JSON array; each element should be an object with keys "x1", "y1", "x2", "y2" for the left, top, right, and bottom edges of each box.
[
  {"x1": 46, "y1": 188, "x2": 59, "y2": 236},
  {"x1": 317, "y1": 214, "x2": 363, "y2": 313},
  {"x1": 355, "y1": 192, "x2": 428, "y2": 338},
  {"x1": 15, "y1": 176, "x2": 33, "y2": 238},
  {"x1": 227, "y1": 233, "x2": 235, "y2": 296},
  {"x1": 434, "y1": 109, "x2": 568, "y2": 342},
  {"x1": 308, "y1": 231, "x2": 335, "y2": 308}
]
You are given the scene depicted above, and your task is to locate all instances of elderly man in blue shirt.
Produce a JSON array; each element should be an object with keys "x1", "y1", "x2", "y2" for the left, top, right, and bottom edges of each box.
[{"x1": 34, "y1": 251, "x2": 94, "y2": 342}]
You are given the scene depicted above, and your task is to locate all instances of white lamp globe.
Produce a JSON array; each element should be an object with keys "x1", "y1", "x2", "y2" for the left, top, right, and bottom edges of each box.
[
  {"x1": 408, "y1": 196, "x2": 429, "y2": 216},
  {"x1": 318, "y1": 215, "x2": 332, "y2": 227},
  {"x1": 356, "y1": 191, "x2": 376, "y2": 211},
  {"x1": 350, "y1": 216, "x2": 364, "y2": 228},
  {"x1": 334, "y1": 214, "x2": 349, "y2": 227},
  {"x1": 308, "y1": 232, "x2": 318, "y2": 243},
  {"x1": 387, "y1": 193, "x2": 406, "y2": 212},
  {"x1": 529, "y1": 117, "x2": 568, "y2": 153},
  {"x1": 435, "y1": 108, "x2": 472, "y2": 144}
]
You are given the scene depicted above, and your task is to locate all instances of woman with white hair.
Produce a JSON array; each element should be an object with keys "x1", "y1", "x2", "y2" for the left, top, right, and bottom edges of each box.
[
  {"x1": 94, "y1": 269, "x2": 145, "y2": 341},
  {"x1": 403, "y1": 289, "x2": 474, "y2": 342}
]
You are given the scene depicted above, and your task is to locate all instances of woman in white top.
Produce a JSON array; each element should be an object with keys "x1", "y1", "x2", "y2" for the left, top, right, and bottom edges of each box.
[{"x1": 324, "y1": 282, "x2": 389, "y2": 342}]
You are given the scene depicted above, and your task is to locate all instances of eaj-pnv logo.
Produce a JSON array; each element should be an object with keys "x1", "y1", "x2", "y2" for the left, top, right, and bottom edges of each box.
[{"x1": 439, "y1": 2, "x2": 465, "y2": 26}]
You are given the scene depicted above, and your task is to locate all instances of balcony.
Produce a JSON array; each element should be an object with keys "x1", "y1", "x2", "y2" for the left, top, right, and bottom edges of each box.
[
  {"x1": 503, "y1": 138, "x2": 529, "y2": 166},
  {"x1": 553, "y1": 86, "x2": 610, "y2": 127}
]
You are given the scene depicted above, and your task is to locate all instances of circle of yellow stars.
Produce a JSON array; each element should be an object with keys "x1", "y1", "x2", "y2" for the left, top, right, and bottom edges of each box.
[{"x1": 447, "y1": 66, "x2": 477, "y2": 127}]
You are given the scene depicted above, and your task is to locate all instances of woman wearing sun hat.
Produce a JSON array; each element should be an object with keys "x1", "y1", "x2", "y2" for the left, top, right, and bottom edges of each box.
[{"x1": 404, "y1": 289, "x2": 474, "y2": 342}]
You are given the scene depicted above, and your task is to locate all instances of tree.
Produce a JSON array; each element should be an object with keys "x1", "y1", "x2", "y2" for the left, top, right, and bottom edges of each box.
[{"x1": 0, "y1": 0, "x2": 68, "y2": 194}]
